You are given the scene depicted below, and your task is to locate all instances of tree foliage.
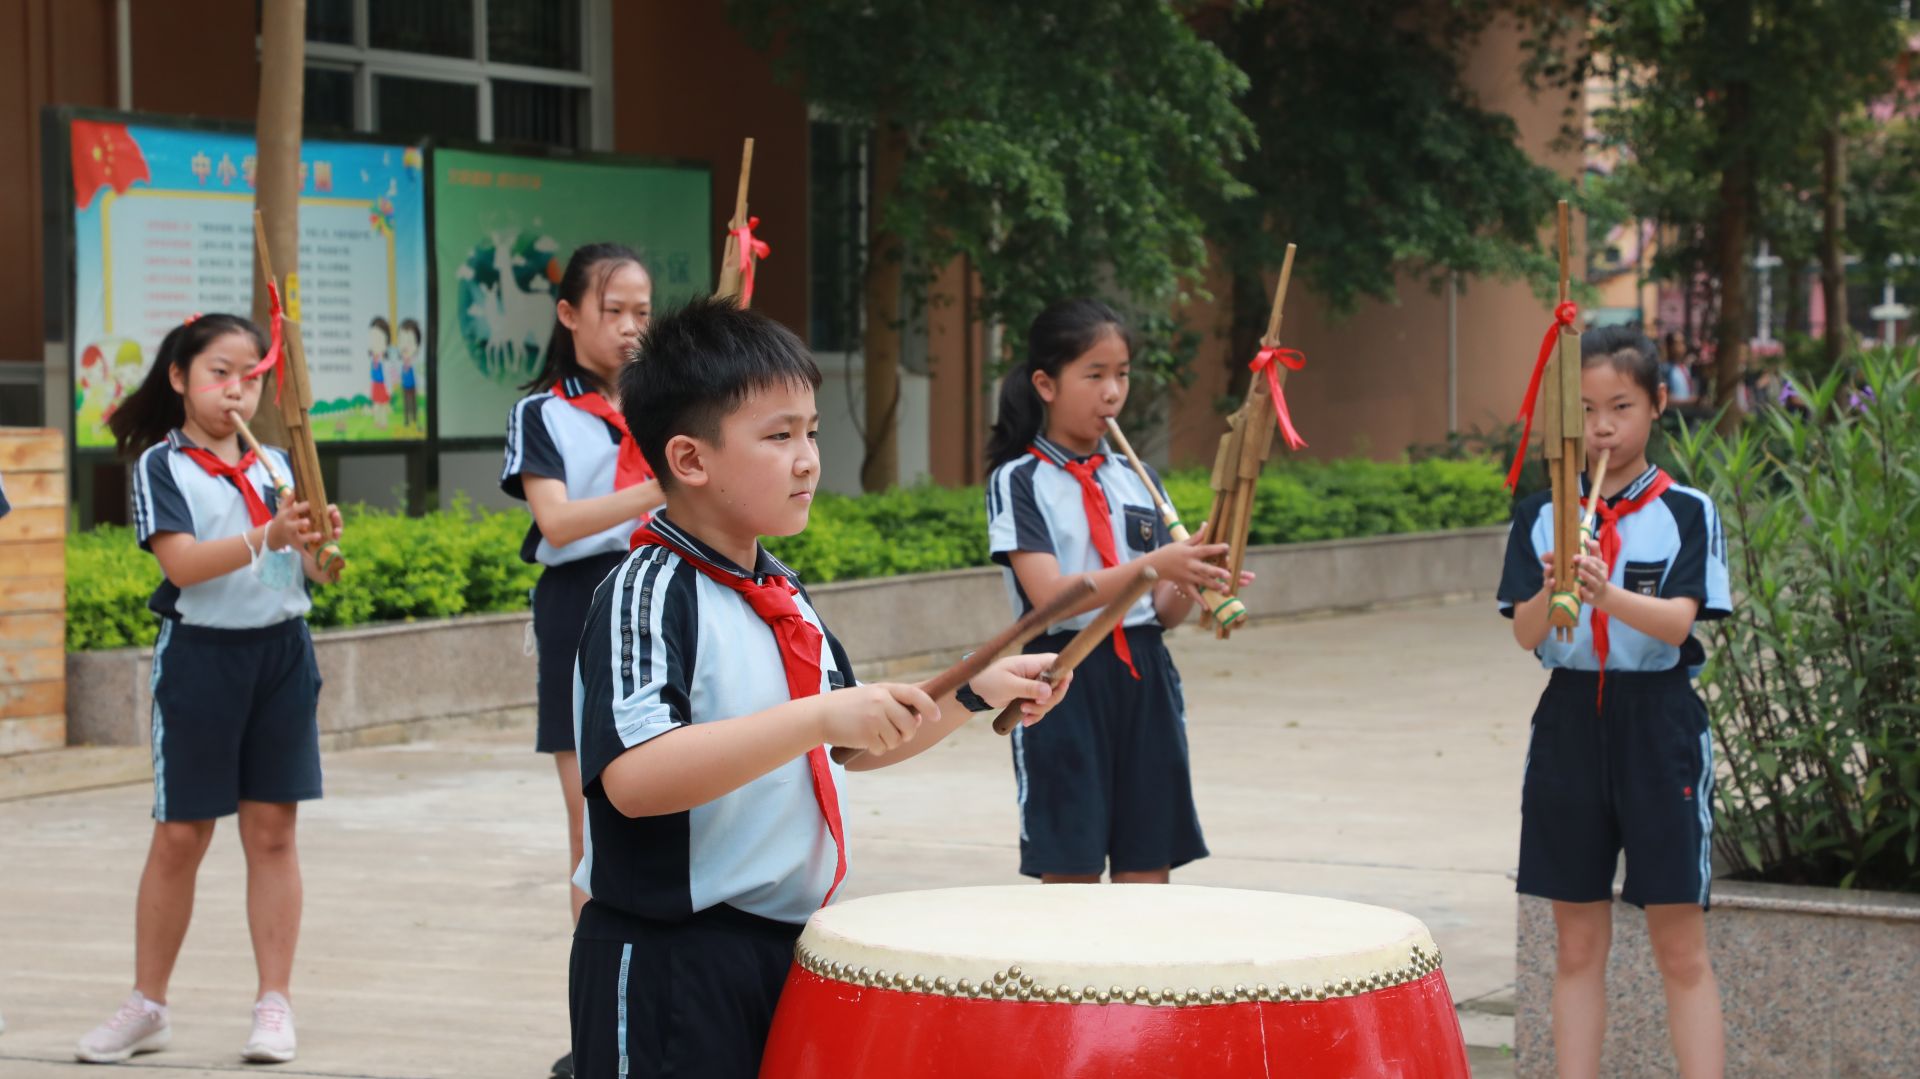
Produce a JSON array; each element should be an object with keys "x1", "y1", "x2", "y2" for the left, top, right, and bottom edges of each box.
[{"x1": 730, "y1": 0, "x2": 1254, "y2": 386}]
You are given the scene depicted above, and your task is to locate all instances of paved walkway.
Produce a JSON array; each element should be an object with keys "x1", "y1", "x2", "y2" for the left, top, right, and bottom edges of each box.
[{"x1": 0, "y1": 598, "x2": 1541, "y2": 1076}]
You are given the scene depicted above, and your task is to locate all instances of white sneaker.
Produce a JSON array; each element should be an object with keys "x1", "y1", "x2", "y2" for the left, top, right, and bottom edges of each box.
[
  {"x1": 75, "y1": 991, "x2": 171, "y2": 1063},
  {"x1": 241, "y1": 991, "x2": 297, "y2": 1063}
]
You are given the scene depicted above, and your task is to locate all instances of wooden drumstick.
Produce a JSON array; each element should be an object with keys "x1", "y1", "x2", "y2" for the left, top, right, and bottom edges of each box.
[
  {"x1": 829, "y1": 576, "x2": 1098, "y2": 765},
  {"x1": 992, "y1": 566, "x2": 1159, "y2": 735},
  {"x1": 230, "y1": 410, "x2": 342, "y2": 578},
  {"x1": 1103, "y1": 417, "x2": 1248, "y2": 630}
]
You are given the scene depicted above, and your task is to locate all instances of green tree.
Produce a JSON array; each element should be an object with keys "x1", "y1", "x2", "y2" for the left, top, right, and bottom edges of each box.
[
  {"x1": 729, "y1": 0, "x2": 1254, "y2": 489},
  {"x1": 1530, "y1": 0, "x2": 1907, "y2": 431},
  {"x1": 1204, "y1": 0, "x2": 1570, "y2": 391}
]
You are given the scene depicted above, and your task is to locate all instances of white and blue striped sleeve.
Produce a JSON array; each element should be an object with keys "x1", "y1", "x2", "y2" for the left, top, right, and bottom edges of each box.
[
  {"x1": 1664, "y1": 489, "x2": 1733, "y2": 621},
  {"x1": 501, "y1": 396, "x2": 565, "y2": 500},
  {"x1": 987, "y1": 457, "x2": 1054, "y2": 565},
  {"x1": 132, "y1": 447, "x2": 195, "y2": 550},
  {"x1": 574, "y1": 548, "x2": 698, "y2": 791}
]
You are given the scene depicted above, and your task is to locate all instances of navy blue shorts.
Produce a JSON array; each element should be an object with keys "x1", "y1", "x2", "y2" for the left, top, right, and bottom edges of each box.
[
  {"x1": 1010, "y1": 626, "x2": 1208, "y2": 878},
  {"x1": 570, "y1": 899, "x2": 801, "y2": 1079},
  {"x1": 148, "y1": 618, "x2": 323, "y2": 822},
  {"x1": 533, "y1": 552, "x2": 625, "y2": 754},
  {"x1": 1518, "y1": 667, "x2": 1716, "y2": 909}
]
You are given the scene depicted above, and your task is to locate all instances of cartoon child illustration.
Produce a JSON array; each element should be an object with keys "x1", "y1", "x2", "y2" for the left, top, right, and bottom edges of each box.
[
  {"x1": 368, "y1": 317, "x2": 392, "y2": 430},
  {"x1": 397, "y1": 318, "x2": 422, "y2": 430}
]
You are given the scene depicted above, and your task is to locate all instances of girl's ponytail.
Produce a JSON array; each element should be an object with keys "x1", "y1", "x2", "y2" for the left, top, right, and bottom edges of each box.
[
  {"x1": 985, "y1": 298, "x2": 1132, "y2": 469},
  {"x1": 519, "y1": 242, "x2": 646, "y2": 394},
  {"x1": 107, "y1": 314, "x2": 266, "y2": 459}
]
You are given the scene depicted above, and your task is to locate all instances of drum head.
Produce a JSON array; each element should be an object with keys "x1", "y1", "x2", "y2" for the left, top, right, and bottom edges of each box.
[{"x1": 796, "y1": 885, "x2": 1441, "y2": 1004}]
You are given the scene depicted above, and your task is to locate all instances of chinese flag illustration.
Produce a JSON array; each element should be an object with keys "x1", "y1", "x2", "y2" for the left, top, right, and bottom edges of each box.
[{"x1": 71, "y1": 121, "x2": 152, "y2": 210}]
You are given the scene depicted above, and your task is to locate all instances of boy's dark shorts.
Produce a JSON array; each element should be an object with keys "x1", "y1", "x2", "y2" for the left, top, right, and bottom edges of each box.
[
  {"x1": 1010, "y1": 627, "x2": 1208, "y2": 878},
  {"x1": 571, "y1": 900, "x2": 802, "y2": 1079},
  {"x1": 1518, "y1": 667, "x2": 1715, "y2": 909},
  {"x1": 149, "y1": 617, "x2": 323, "y2": 822}
]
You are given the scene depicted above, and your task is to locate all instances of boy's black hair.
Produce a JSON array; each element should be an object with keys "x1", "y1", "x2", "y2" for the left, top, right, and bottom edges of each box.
[
  {"x1": 620, "y1": 296, "x2": 821, "y2": 487},
  {"x1": 1579, "y1": 324, "x2": 1663, "y2": 406}
]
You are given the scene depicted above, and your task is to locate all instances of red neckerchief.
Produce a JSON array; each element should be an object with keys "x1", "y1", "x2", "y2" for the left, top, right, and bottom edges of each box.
[
  {"x1": 629, "y1": 524, "x2": 847, "y2": 906},
  {"x1": 180, "y1": 446, "x2": 271, "y2": 527},
  {"x1": 1588, "y1": 467, "x2": 1673, "y2": 708},
  {"x1": 1030, "y1": 446, "x2": 1140, "y2": 679},
  {"x1": 559, "y1": 381, "x2": 653, "y2": 490}
]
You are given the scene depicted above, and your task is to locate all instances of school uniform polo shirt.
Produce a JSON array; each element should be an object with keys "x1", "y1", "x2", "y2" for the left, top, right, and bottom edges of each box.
[
  {"x1": 1497, "y1": 465, "x2": 1731, "y2": 673},
  {"x1": 571, "y1": 513, "x2": 855, "y2": 926},
  {"x1": 985, "y1": 434, "x2": 1172, "y2": 634},
  {"x1": 501, "y1": 376, "x2": 644, "y2": 566},
  {"x1": 132, "y1": 429, "x2": 311, "y2": 628}
]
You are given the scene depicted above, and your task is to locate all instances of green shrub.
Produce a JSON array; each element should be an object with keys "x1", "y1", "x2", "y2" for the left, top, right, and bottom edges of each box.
[
  {"x1": 67, "y1": 457, "x2": 1509, "y2": 649},
  {"x1": 1673, "y1": 345, "x2": 1920, "y2": 893}
]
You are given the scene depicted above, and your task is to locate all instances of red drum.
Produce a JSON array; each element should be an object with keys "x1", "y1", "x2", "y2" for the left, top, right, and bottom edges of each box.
[{"x1": 761, "y1": 885, "x2": 1469, "y2": 1078}]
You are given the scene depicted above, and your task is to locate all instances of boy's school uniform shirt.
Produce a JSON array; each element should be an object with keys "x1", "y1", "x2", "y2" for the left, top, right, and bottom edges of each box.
[
  {"x1": 1497, "y1": 465, "x2": 1731, "y2": 675},
  {"x1": 501, "y1": 376, "x2": 646, "y2": 566},
  {"x1": 132, "y1": 429, "x2": 311, "y2": 628},
  {"x1": 985, "y1": 434, "x2": 1172, "y2": 634},
  {"x1": 571, "y1": 513, "x2": 855, "y2": 927}
]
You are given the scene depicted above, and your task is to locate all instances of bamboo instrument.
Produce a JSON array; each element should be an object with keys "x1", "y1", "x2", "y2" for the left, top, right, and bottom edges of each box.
[
  {"x1": 715, "y1": 138, "x2": 761, "y2": 306},
  {"x1": 1103, "y1": 417, "x2": 1246, "y2": 630},
  {"x1": 1544, "y1": 201, "x2": 1585, "y2": 642},
  {"x1": 251, "y1": 212, "x2": 343, "y2": 579}
]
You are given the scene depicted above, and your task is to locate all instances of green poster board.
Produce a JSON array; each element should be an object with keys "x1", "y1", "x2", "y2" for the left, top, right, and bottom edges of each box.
[{"x1": 432, "y1": 148, "x2": 711, "y2": 438}]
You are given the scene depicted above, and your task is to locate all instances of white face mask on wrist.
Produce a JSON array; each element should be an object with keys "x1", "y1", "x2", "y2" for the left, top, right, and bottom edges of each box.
[{"x1": 245, "y1": 529, "x2": 303, "y2": 592}]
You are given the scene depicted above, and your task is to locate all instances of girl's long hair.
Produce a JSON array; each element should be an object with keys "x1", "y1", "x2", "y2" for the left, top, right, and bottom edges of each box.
[
  {"x1": 519, "y1": 242, "x2": 646, "y2": 394},
  {"x1": 985, "y1": 298, "x2": 1132, "y2": 469},
  {"x1": 106, "y1": 314, "x2": 267, "y2": 459}
]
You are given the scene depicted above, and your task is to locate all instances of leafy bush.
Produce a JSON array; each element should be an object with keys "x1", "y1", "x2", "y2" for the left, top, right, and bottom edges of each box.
[
  {"x1": 67, "y1": 457, "x2": 1510, "y2": 649},
  {"x1": 1673, "y1": 345, "x2": 1920, "y2": 893}
]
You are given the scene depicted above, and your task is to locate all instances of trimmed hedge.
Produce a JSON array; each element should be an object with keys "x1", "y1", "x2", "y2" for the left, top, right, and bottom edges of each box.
[{"x1": 66, "y1": 457, "x2": 1511, "y2": 650}]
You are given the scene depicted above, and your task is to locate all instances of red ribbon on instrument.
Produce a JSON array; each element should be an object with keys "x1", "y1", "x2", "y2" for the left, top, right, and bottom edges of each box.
[
  {"x1": 1249, "y1": 346, "x2": 1308, "y2": 451},
  {"x1": 1504, "y1": 301, "x2": 1579, "y2": 491},
  {"x1": 732, "y1": 216, "x2": 771, "y2": 306},
  {"x1": 195, "y1": 279, "x2": 286, "y2": 405}
]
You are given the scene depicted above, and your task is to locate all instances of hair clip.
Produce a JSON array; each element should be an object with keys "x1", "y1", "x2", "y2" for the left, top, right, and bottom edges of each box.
[{"x1": 183, "y1": 312, "x2": 203, "y2": 325}]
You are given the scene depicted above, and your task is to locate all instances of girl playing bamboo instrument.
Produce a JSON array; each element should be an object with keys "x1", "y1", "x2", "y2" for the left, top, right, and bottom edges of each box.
[
  {"x1": 984, "y1": 298, "x2": 1252, "y2": 884},
  {"x1": 79, "y1": 314, "x2": 343, "y2": 1065},
  {"x1": 500, "y1": 242, "x2": 665, "y2": 1079},
  {"x1": 1498, "y1": 326, "x2": 1730, "y2": 1078}
]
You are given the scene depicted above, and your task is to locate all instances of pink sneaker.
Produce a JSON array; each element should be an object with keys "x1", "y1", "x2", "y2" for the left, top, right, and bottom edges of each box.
[
  {"x1": 75, "y1": 991, "x2": 171, "y2": 1063},
  {"x1": 242, "y1": 991, "x2": 297, "y2": 1063}
]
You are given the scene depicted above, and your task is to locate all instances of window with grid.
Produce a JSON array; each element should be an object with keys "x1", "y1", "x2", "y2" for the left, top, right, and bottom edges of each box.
[{"x1": 278, "y1": 0, "x2": 599, "y2": 149}]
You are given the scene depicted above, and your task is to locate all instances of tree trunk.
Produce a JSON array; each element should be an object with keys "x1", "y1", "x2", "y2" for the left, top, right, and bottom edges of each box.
[
  {"x1": 1712, "y1": 104, "x2": 1753, "y2": 436},
  {"x1": 250, "y1": 0, "x2": 305, "y2": 445},
  {"x1": 860, "y1": 125, "x2": 906, "y2": 493},
  {"x1": 1820, "y1": 123, "x2": 1848, "y2": 370}
]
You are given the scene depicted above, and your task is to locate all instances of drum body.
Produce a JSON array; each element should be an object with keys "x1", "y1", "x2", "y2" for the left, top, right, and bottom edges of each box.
[{"x1": 761, "y1": 885, "x2": 1469, "y2": 1079}]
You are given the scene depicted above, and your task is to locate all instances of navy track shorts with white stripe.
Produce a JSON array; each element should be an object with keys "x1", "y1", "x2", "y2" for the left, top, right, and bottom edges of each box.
[
  {"x1": 1011, "y1": 626, "x2": 1208, "y2": 878},
  {"x1": 532, "y1": 550, "x2": 625, "y2": 754},
  {"x1": 148, "y1": 617, "x2": 323, "y2": 822},
  {"x1": 570, "y1": 899, "x2": 800, "y2": 1079},
  {"x1": 1517, "y1": 667, "x2": 1715, "y2": 909}
]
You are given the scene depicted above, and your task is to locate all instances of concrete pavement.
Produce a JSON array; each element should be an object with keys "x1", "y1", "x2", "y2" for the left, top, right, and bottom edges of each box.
[{"x1": 0, "y1": 597, "x2": 1541, "y2": 1076}]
